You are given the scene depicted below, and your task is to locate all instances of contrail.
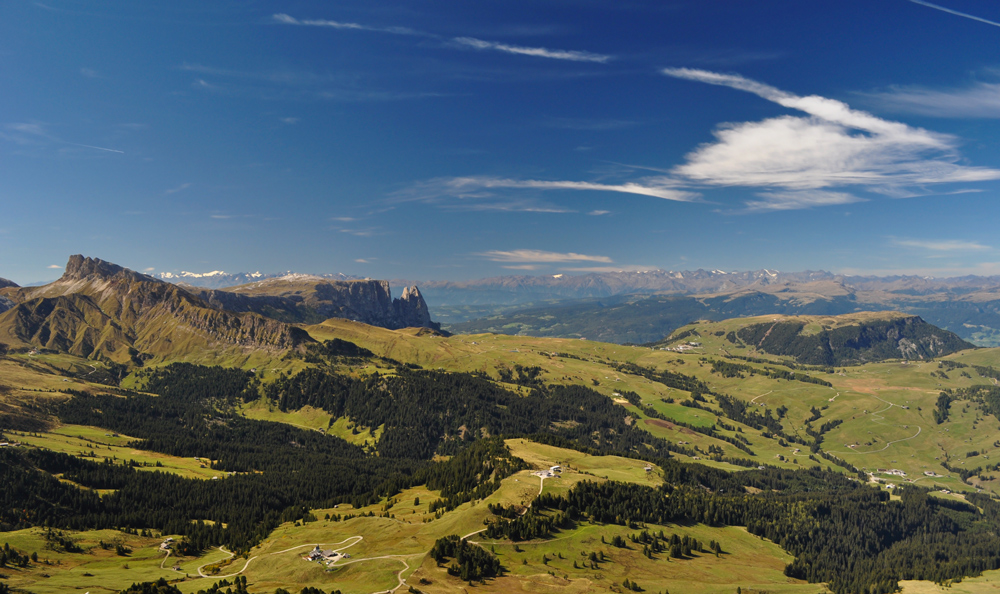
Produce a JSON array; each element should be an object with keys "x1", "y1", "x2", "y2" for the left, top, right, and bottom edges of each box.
[
  {"x1": 907, "y1": 0, "x2": 1000, "y2": 28},
  {"x1": 68, "y1": 142, "x2": 125, "y2": 153}
]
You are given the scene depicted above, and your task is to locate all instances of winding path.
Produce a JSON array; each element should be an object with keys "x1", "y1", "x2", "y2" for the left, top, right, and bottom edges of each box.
[
  {"x1": 841, "y1": 425, "x2": 923, "y2": 455},
  {"x1": 330, "y1": 552, "x2": 424, "y2": 594},
  {"x1": 750, "y1": 390, "x2": 772, "y2": 404},
  {"x1": 834, "y1": 390, "x2": 923, "y2": 455},
  {"x1": 195, "y1": 536, "x2": 364, "y2": 579},
  {"x1": 159, "y1": 548, "x2": 172, "y2": 570}
]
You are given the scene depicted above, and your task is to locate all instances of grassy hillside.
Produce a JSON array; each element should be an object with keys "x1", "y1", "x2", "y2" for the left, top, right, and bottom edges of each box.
[
  {"x1": 1, "y1": 439, "x2": 819, "y2": 594},
  {"x1": 7, "y1": 310, "x2": 1000, "y2": 593}
]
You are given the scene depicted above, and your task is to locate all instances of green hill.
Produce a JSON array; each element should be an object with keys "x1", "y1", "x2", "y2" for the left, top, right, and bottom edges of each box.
[{"x1": 731, "y1": 314, "x2": 974, "y2": 365}]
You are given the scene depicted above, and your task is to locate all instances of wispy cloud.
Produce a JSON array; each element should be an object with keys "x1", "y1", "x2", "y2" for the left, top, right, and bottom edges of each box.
[
  {"x1": 588, "y1": 210, "x2": 611, "y2": 216},
  {"x1": 80, "y1": 67, "x2": 100, "y2": 78},
  {"x1": 662, "y1": 68, "x2": 1000, "y2": 193},
  {"x1": 143, "y1": 267, "x2": 155, "y2": 272},
  {"x1": 280, "y1": 117, "x2": 299, "y2": 124},
  {"x1": 193, "y1": 79, "x2": 219, "y2": 91},
  {"x1": 906, "y1": 0, "x2": 1000, "y2": 28},
  {"x1": 0, "y1": 122, "x2": 124, "y2": 154},
  {"x1": 331, "y1": 216, "x2": 357, "y2": 222},
  {"x1": 447, "y1": 200, "x2": 575, "y2": 213},
  {"x1": 479, "y1": 249, "x2": 613, "y2": 264},
  {"x1": 272, "y1": 14, "x2": 421, "y2": 36},
  {"x1": 338, "y1": 227, "x2": 384, "y2": 237},
  {"x1": 742, "y1": 190, "x2": 866, "y2": 212},
  {"x1": 453, "y1": 37, "x2": 611, "y2": 63},
  {"x1": 164, "y1": 183, "x2": 191, "y2": 195},
  {"x1": 863, "y1": 81, "x2": 1000, "y2": 118},
  {"x1": 893, "y1": 238, "x2": 992, "y2": 251},
  {"x1": 274, "y1": 13, "x2": 611, "y2": 63},
  {"x1": 416, "y1": 176, "x2": 698, "y2": 202},
  {"x1": 46, "y1": 264, "x2": 61, "y2": 269},
  {"x1": 395, "y1": 70, "x2": 999, "y2": 216},
  {"x1": 560, "y1": 265, "x2": 654, "y2": 273}
]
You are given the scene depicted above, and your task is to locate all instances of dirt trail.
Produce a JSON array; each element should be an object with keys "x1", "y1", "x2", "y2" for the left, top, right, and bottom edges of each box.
[
  {"x1": 332, "y1": 553, "x2": 424, "y2": 594},
  {"x1": 757, "y1": 323, "x2": 778, "y2": 348},
  {"x1": 195, "y1": 536, "x2": 364, "y2": 579}
]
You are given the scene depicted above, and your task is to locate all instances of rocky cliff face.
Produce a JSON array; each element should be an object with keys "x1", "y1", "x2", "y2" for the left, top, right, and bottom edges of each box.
[
  {"x1": 200, "y1": 277, "x2": 440, "y2": 330},
  {"x1": 394, "y1": 285, "x2": 433, "y2": 329}
]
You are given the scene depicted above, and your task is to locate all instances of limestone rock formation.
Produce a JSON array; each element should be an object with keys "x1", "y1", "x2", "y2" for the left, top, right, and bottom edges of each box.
[{"x1": 200, "y1": 276, "x2": 440, "y2": 330}]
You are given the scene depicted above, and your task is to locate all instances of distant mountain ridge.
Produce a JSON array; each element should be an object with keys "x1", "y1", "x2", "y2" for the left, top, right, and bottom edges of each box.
[
  {"x1": 409, "y1": 268, "x2": 1000, "y2": 306},
  {"x1": 130, "y1": 265, "x2": 1000, "y2": 346},
  {"x1": 156, "y1": 270, "x2": 360, "y2": 290}
]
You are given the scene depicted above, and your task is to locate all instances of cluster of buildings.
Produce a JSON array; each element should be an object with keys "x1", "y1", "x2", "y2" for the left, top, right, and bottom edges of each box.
[
  {"x1": 660, "y1": 342, "x2": 702, "y2": 353},
  {"x1": 304, "y1": 545, "x2": 349, "y2": 565},
  {"x1": 532, "y1": 465, "x2": 562, "y2": 479}
]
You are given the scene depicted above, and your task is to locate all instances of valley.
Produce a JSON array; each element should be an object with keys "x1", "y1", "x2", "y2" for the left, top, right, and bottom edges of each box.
[{"x1": 4, "y1": 259, "x2": 1000, "y2": 594}]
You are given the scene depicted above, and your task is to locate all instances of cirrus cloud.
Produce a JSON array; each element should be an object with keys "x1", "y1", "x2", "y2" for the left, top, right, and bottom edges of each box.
[
  {"x1": 893, "y1": 238, "x2": 992, "y2": 252},
  {"x1": 662, "y1": 68, "x2": 1000, "y2": 194},
  {"x1": 478, "y1": 249, "x2": 613, "y2": 264}
]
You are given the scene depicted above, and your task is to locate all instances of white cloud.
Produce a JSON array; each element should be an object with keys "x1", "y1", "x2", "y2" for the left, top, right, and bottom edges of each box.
[
  {"x1": 893, "y1": 239, "x2": 992, "y2": 252},
  {"x1": 479, "y1": 250, "x2": 613, "y2": 264},
  {"x1": 453, "y1": 37, "x2": 611, "y2": 63},
  {"x1": 433, "y1": 176, "x2": 698, "y2": 202},
  {"x1": 338, "y1": 227, "x2": 382, "y2": 237},
  {"x1": 502, "y1": 265, "x2": 542, "y2": 270},
  {"x1": 588, "y1": 210, "x2": 611, "y2": 216},
  {"x1": 272, "y1": 14, "x2": 419, "y2": 35},
  {"x1": 164, "y1": 183, "x2": 191, "y2": 195},
  {"x1": 331, "y1": 216, "x2": 357, "y2": 222},
  {"x1": 80, "y1": 67, "x2": 100, "y2": 78},
  {"x1": 864, "y1": 81, "x2": 1000, "y2": 118},
  {"x1": 354, "y1": 258, "x2": 370, "y2": 264},
  {"x1": 906, "y1": 0, "x2": 1000, "y2": 28},
  {"x1": 47, "y1": 264, "x2": 61, "y2": 269},
  {"x1": 280, "y1": 117, "x2": 300, "y2": 124},
  {"x1": 742, "y1": 190, "x2": 866, "y2": 212},
  {"x1": 662, "y1": 68, "x2": 1000, "y2": 192},
  {"x1": 273, "y1": 14, "x2": 610, "y2": 63},
  {"x1": 143, "y1": 267, "x2": 155, "y2": 272}
]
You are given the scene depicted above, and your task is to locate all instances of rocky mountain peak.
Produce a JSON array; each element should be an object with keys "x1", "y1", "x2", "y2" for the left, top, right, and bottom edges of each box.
[
  {"x1": 62, "y1": 255, "x2": 157, "y2": 283},
  {"x1": 0, "y1": 277, "x2": 18, "y2": 289},
  {"x1": 394, "y1": 285, "x2": 435, "y2": 329}
]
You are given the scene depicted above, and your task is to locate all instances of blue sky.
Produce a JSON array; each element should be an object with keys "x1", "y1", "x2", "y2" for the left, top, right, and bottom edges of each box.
[{"x1": 5, "y1": 0, "x2": 1000, "y2": 284}]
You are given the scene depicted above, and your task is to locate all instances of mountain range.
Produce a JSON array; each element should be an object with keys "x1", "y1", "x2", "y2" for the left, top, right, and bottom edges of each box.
[
  {"x1": 0, "y1": 256, "x2": 437, "y2": 365},
  {"x1": 39, "y1": 263, "x2": 1000, "y2": 347},
  {"x1": 155, "y1": 270, "x2": 361, "y2": 290}
]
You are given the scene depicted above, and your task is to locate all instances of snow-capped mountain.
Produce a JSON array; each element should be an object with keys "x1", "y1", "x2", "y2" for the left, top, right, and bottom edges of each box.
[{"x1": 156, "y1": 270, "x2": 358, "y2": 289}]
